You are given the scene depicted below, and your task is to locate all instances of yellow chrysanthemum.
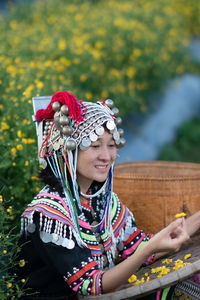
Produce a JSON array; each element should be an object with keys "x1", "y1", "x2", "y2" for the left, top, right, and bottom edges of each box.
[
  {"x1": 19, "y1": 259, "x2": 26, "y2": 267},
  {"x1": 175, "y1": 212, "x2": 187, "y2": 218},
  {"x1": 16, "y1": 144, "x2": 23, "y2": 151}
]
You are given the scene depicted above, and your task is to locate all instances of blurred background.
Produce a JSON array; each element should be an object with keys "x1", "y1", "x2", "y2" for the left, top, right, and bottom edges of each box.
[{"x1": 0, "y1": 0, "x2": 200, "y2": 296}]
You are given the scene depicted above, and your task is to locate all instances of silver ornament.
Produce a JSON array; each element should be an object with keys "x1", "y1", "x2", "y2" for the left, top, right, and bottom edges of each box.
[
  {"x1": 115, "y1": 117, "x2": 122, "y2": 126},
  {"x1": 62, "y1": 238, "x2": 69, "y2": 248},
  {"x1": 52, "y1": 101, "x2": 61, "y2": 112},
  {"x1": 118, "y1": 128, "x2": 124, "y2": 137},
  {"x1": 112, "y1": 107, "x2": 119, "y2": 116},
  {"x1": 113, "y1": 130, "x2": 120, "y2": 140},
  {"x1": 89, "y1": 132, "x2": 98, "y2": 142},
  {"x1": 67, "y1": 239, "x2": 75, "y2": 249},
  {"x1": 54, "y1": 116, "x2": 62, "y2": 131},
  {"x1": 79, "y1": 143, "x2": 88, "y2": 151},
  {"x1": 52, "y1": 233, "x2": 59, "y2": 243},
  {"x1": 62, "y1": 126, "x2": 73, "y2": 136},
  {"x1": 65, "y1": 139, "x2": 76, "y2": 151},
  {"x1": 27, "y1": 223, "x2": 36, "y2": 233},
  {"x1": 105, "y1": 99, "x2": 114, "y2": 108},
  {"x1": 41, "y1": 232, "x2": 52, "y2": 243},
  {"x1": 106, "y1": 120, "x2": 115, "y2": 130},
  {"x1": 59, "y1": 115, "x2": 69, "y2": 126},
  {"x1": 61, "y1": 105, "x2": 69, "y2": 115},
  {"x1": 118, "y1": 137, "x2": 126, "y2": 148},
  {"x1": 96, "y1": 126, "x2": 104, "y2": 136},
  {"x1": 81, "y1": 137, "x2": 91, "y2": 147}
]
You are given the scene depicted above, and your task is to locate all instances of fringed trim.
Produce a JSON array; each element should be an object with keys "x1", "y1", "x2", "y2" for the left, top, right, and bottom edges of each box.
[{"x1": 21, "y1": 209, "x2": 87, "y2": 249}]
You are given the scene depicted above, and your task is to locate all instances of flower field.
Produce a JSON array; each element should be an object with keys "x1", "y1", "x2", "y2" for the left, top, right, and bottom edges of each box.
[{"x1": 0, "y1": 0, "x2": 199, "y2": 297}]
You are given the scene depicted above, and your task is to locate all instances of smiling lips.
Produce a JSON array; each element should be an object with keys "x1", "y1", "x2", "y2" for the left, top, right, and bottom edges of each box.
[{"x1": 96, "y1": 165, "x2": 109, "y2": 171}]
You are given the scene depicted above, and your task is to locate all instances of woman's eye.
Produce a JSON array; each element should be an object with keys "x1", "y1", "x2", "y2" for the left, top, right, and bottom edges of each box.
[{"x1": 92, "y1": 144, "x2": 100, "y2": 148}]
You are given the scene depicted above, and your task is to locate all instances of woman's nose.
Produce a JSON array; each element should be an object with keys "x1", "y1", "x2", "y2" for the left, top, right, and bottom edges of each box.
[{"x1": 99, "y1": 146, "x2": 111, "y2": 161}]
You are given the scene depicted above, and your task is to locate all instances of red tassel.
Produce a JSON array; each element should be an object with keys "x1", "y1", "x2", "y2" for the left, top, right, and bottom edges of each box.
[{"x1": 35, "y1": 91, "x2": 86, "y2": 123}]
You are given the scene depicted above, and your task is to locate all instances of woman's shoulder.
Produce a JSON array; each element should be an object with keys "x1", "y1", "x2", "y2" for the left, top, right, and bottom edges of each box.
[{"x1": 22, "y1": 185, "x2": 71, "y2": 220}]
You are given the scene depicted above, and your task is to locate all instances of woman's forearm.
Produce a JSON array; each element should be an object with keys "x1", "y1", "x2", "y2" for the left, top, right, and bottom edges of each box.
[
  {"x1": 102, "y1": 242, "x2": 153, "y2": 293},
  {"x1": 185, "y1": 211, "x2": 200, "y2": 237}
]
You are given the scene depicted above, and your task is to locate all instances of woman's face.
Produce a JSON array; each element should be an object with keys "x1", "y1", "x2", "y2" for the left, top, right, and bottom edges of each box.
[{"x1": 77, "y1": 131, "x2": 117, "y2": 193}]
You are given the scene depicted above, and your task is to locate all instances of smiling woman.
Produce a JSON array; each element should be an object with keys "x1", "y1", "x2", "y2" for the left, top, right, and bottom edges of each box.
[
  {"x1": 77, "y1": 131, "x2": 117, "y2": 193},
  {"x1": 16, "y1": 91, "x2": 200, "y2": 300}
]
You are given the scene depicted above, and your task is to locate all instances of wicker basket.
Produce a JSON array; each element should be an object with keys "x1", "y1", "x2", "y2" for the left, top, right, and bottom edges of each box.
[{"x1": 113, "y1": 161, "x2": 200, "y2": 234}]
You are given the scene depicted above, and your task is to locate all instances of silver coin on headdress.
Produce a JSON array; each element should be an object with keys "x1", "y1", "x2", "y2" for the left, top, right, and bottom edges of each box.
[
  {"x1": 115, "y1": 117, "x2": 122, "y2": 126},
  {"x1": 112, "y1": 107, "x2": 119, "y2": 116},
  {"x1": 106, "y1": 120, "x2": 116, "y2": 131},
  {"x1": 115, "y1": 138, "x2": 121, "y2": 145},
  {"x1": 79, "y1": 143, "x2": 88, "y2": 151},
  {"x1": 105, "y1": 99, "x2": 114, "y2": 108},
  {"x1": 118, "y1": 137, "x2": 126, "y2": 148},
  {"x1": 89, "y1": 132, "x2": 98, "y2": 142},
  {"x1": 95, "y1": 126, "x2": 104, "y2": 136},
  {"x1": 118, "y1": 128, "x2": 124, "y2": 137},
  {"x1": 113, "y1": 130, "x2": 120, "y2": 141},
  {"x1": 81, "y1": 137, "x2": 91, "y2": 148}
]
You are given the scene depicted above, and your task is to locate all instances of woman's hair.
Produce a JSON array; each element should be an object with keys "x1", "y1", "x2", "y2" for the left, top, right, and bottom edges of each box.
[{"x1": 39, "y1": 163, "x2": 63, "y2": 194}]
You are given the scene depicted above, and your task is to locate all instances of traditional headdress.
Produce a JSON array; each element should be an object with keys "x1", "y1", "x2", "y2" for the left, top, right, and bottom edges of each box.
[{"x1": 32, "y1": 91, "x2": 125, "y2": 245}]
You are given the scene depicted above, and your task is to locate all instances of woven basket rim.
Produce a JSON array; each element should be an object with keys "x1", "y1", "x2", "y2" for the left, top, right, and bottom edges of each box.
[{"x1": 114, "y1": 161, "x2": 200, "y2": 180}]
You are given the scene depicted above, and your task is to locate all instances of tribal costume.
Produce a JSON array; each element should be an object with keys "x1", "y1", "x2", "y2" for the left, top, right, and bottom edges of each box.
[{"x1": 18, "y1": 184, "x2": 153, "y2": 299}]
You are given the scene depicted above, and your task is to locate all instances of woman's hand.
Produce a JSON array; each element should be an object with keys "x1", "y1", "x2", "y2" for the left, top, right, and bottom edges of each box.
[{"x1": 148, "y1": 218, "x2": 190, "y2": 255}]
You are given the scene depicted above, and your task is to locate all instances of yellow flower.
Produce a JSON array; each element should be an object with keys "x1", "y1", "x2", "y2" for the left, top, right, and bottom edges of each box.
[
  {"x1": 85, "y1": 92, "x2": 93, "y2": 100},
  {"x1": 58, "y1": 39, "x2": 67, "y2": 51},
  {"x1": 22, "y1": 138, "x2": 36, "y2": 144},
  {"x1": 16, "y1": 144, "x2": 23, "y2": 151},
  {"x1": 128, "y1": 274, "x2": 137, "y2": 283},
  {"x1": 162, "y1": 258, "x2": 173, "y2": 264},
  {"x1": 127, "y1": 67, "x2": 136, "y2": 79},
  {"x1": 36, "y1": 80, "x2": 44, "y2": 89},
  {"x1": 11, "y1": 147, "x2": 17, "y2": 155},
  {"x1": 101, "y1": 91, "x2": 108, "y2": 98},
  {"x1": 35, "y1": 187, "x2": 41, "y2": 192},
  {"x1": 0, "y1": 195, "x2": 3, "y2": 203},
  {"x1": 31, "y1": 176, "x2": 39, "y2": 180},
  {"x1": 21, "y1": 279, "x2": 26, "y2": 283},
  {"x1": 23, "y1": 84, "x2": 34, "y2": 98},
  {"x1": 7, "y1": 283, "x2": 12, "y2": 288},
  {"x1": 25, "y1": 161, "x2": 29, "y2": 167},
  {"x1": 175, "y1": 212, "x2": 187, "y2": 218},
  {"x1": 3, "y1": 250, "x2": 7, "y2": 254},
  {"x1": 10, "y1": 216, "x2": 14, "y2": 221},
  {"x1": 184, "y1": 254, "x2": 191, "y2": 260},
  {"x1": 80, "y1": 74, "x2": 87, "y2": 82},
  {"x1": 19, "y1": 259, "x2": 25, "y2": 267},
  {"x1": 7, "y1": 208, "x2": 12, "y2": 214},
  {"x1": 17, "y1": 130, "x2": 23, "y2": 138},
  {"x1": 1, "y1": 121, "x2": 10, "y2": 131}
]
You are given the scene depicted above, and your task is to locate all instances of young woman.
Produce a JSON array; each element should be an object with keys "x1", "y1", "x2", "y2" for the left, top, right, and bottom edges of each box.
[{"x1": 18, "y1": 91, "x2": 200, "y2": 299}]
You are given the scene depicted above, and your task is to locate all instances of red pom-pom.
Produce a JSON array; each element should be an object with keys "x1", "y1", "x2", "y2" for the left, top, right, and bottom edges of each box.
[{"x1": 35, "y1": 91, "x2": 86, "y2": 123}]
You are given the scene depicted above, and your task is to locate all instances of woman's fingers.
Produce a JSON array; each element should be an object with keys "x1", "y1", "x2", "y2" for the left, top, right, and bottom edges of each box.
[{"x1": 150, "y1": 218, "x2": 190, "y2": 254}]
